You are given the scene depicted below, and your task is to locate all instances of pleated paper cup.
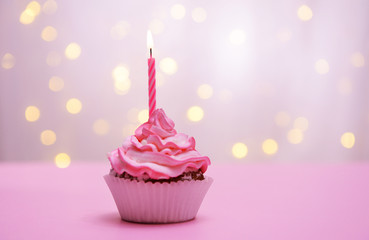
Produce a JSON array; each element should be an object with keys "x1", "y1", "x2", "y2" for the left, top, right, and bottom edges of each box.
[{"x1": 104, "y1": 174, "x2": 213, "y2": 223}]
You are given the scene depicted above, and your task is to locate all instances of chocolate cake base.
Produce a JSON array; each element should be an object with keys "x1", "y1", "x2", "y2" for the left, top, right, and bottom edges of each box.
[{"x1": 110, "y1": 169, "x2": 204, "y2": 183}]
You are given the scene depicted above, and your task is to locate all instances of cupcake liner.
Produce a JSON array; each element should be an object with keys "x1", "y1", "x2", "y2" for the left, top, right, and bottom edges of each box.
[{"x1": 104, "y1": 174, "x2": 213, "y2": 223}]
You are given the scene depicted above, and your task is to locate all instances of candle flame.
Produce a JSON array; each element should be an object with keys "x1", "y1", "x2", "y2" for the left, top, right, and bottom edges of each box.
[{"x1": 147, "y1": 30, "x2": 154, "y2": 49}]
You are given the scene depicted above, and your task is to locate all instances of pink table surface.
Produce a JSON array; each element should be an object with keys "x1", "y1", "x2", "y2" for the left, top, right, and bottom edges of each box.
[{"x1": 1, "y1": 162, "x2": 369, "y2": 240}]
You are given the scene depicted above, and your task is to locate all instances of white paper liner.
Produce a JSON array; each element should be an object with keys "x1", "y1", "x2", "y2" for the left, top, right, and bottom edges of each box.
[{"x1": 104, "y1": 174, "x2": 213, "y2": 223}]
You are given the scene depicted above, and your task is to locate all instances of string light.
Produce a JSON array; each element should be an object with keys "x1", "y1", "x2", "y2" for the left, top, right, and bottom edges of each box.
[
  {"x1": 341, "y1": 132, "x2": 355, "y2": 149},
  {"x1": 40, "y1": 130, "x2": 56, "y2": 145},
  {"x1": 192, "y1": 7, "x2": 207, "y2": 23},
  {"x1": 1, "y1": 53, "x2": 16, "y2": 69}
]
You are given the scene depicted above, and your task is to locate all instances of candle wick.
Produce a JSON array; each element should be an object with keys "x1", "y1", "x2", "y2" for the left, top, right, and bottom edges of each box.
[{"x1": 150, "y1": 48, "x2": 152, "y2": 58}]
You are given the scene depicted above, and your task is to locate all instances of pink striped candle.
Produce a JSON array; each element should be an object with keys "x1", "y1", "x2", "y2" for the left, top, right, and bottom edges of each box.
[{"x1": 147, "y1": 31, "x2": 156, "y2": 117}]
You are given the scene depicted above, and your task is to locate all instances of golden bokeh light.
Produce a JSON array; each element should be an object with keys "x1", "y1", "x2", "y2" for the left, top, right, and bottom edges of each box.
[
  {"x1": 229, "y1": 29, "x2": 246, "y2": 45},
  {"x1": 65, "y1": 43, "x2": 81, "y2": 60},
  {"x1": 1, "y1": 53, "x2": 16, "y2": 69},
  {"x1": 27, "y1": 1, "x2": 41, "y2": 16},
  {"x1": 42, "y1": 0, "x2": 57, "y2": 15},
  {"x1": 350, "y1": 52, "x2": 365, "y2": 68},
  {"x1": 315, "y1": 59, "x2": 330, "y2": 75},
  {"x1": 262, "y1": 139, "x2": 278, "y2": 155},
  {"x1": 341, "y1": 132, "x2": 355, "y2": 149},
  {"x1": 46, "y1": 51, "x2": 62, "y2": 67},
  {"x1": 232, "y1": 142, "x2": 248, "y2": 159},
  {"x1": 159, "y1": 57, "x2": 178, "y2": 75},
  {"x1": 66, "y1": 98, "x2": 82, "y2": 114},
  {"x1": 337, "y1": 78, "x2": 352, "y2": 96},
  {"x1": 49, "y1": 76, "x2": 64, "y2": 92},
  {"x1": 138, "y1": 109, "x2": 149, "y2": 124},
  {"x1": 287, "y1": 129, "x2": 304, "y2": 144},
  {"x1": 40, "y1": 130, "x2": 56, "y2": 145},
  {"x1": 41, "y1": 26, "x2": 58, "y2": 42},
  {"x1": 25, "y1": 106, "x2": 40, "y2": 122},
  {"x1": 112, "y1": 64, "x2": 129, "y2": 81},
  {"x1": 149, "y1": 19, "x2": 164, "y2": 35},
  {"x1": 19, "y1": 9, "x2": 36, "y2": 25},
  {"x1": 55, "y1": 153, "x2": 71, "y2": 168},
  {"x1": 93, "y1": 119, "x2": 110, "y2": 135},
  {"x1": 110, "y1": 21, "x2": 130, "y2": 40},
  {"x1": 187, "y1": 106, "x2": 204, "y2": 122},
  {"x1": 294, "y1": 117, "x2": 309, "y2": 131},
  {"x1": 170, "y1": 4, "x2": 186, "y2": 20},
  {"x1": 197, "y1": 84, "x2": 213, "y2": 99},
  {"x1": 114, "y1": 78, "x2": 131, "y2": 95},
  {"x1": 275, "y1": 111, "x2": 291, "y2": 127},
  {"x1": 297, "y1": 5, "x2": 313, "y2": 21},
  {"x1": 192, "y1": 7, "x2": 207, "y2": 23}
]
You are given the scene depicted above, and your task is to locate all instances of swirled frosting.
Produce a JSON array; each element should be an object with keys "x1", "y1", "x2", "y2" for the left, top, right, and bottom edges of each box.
[{"x1": 108, "y1": 108, "x2": 211, "y2": 179}]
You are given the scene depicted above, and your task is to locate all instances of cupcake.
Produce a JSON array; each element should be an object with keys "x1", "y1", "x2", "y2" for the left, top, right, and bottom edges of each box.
[{"x1": 104, "y1": 108, "x2": 213, "y2": 223}]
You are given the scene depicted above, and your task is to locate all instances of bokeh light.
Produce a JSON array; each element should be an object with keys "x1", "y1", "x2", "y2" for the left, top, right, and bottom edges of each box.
[
  {"x1": 65, "y1": 43, "x2": 81, "y2": 60},
  {"x1": 40, "y1": 130, "x2": 56, "y2": 145},
  {"x1": 19, "y1": 10, "x2": 35, "y2": 25},
  {"x1": 287, "y1": 129, "x2": 304, "y2": 144},
  {"x1": 341, "y1": 132, "x2": 355, "y2": 149},
  {"x1": 25, "y1": 106, "x2": 40, "y2": 122},
  {"x1": 159, "y1": 57, "x2": 178, "y2": 75},
  {"x1": 19, "y1": 1, "x2": 41, "y2": 25},
  {"x1": 138, "y1": 109, "x2": 149, "y2": 124},
  {"x1": 187, "y1": 106, "x2": 204, "y2": 122},
  {"x1": 27, "y1": 1, "x2": 41, "y2": 16},
  {"x1": 1, "y1": 53, "x2": 16, "y2": 69},
  {"x1": 42, "y1": 0, "x2": 57, "y2": 15},
  {"x1": 315, "y1": 59, "x2": 330, "y2": 75},
  {"x1": 41, "y1": 26, "x2": 58, "y2": 42},
  {"x1": 170, "y1": 4, "x2": 186, "y2": 20},
  {"x1": 232, "y1": 142, "x2": 248, "y2": 159},
  {"x1": 262, "y1": 139, "x2": 278, "y2": 155},
  {"x1": 294, "y1": 117, "x2": 309, "y2": 131},
  {"x1": 49, "y1": 76, "x2": 64, "y2": 92},
  {"x1": 112, "y1": 64, "x2": 129, "y2": 81},
  {"x1": 192, "y1": 7, "x2": 207, "y2": 23},
  {"x1": 197, "y1": 84, "x2": 213, "y2": 99},
  {"x1": 297, "y1": 5, "x2": 313, "y2": 21},
  {"x1": 275, "y1": 111, "x2": 291, "y2": 127},
  {"x1": 229, "y1": 29, "x2": 246, "y2": 45},
  {"x1": 149, "y1": 19, "x2": 164, "y2": 35},
  {"x1": 46, "y1": 51, "x2": 62, "y2": 67},
  {"x1": 114, "y1": 78, "x2": 131, "y2": 95},
  {"x1": 54, "y1": 153, "x2": 71, "y2": 168},
  {"x1": 93, "y1": 119, "x2": 110, "y2": 135},
  {"x1": 350, "y1": 52, "x2": 365, "y2": 67},
  {"x1": 110, "y1": 21, "x2": 130, "y2": 40},
  {"x1": 66, "y1": 98, "x2": 82, "y2": 114}
]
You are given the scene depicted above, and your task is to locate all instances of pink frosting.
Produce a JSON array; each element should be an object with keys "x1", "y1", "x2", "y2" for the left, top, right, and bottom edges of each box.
[{"x1": 108, "y1": 108, "x2": 211, "y2": 179}]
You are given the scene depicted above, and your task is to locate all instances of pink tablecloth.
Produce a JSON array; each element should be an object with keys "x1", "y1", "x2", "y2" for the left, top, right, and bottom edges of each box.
[{"x1": 1, "y1": 162, "x2": 369, "y2": 240}]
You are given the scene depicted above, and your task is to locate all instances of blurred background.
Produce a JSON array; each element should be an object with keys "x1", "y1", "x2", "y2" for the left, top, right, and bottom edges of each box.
[{"x1": 0, "y1": 0, "x2": 368, "y2": 167}]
